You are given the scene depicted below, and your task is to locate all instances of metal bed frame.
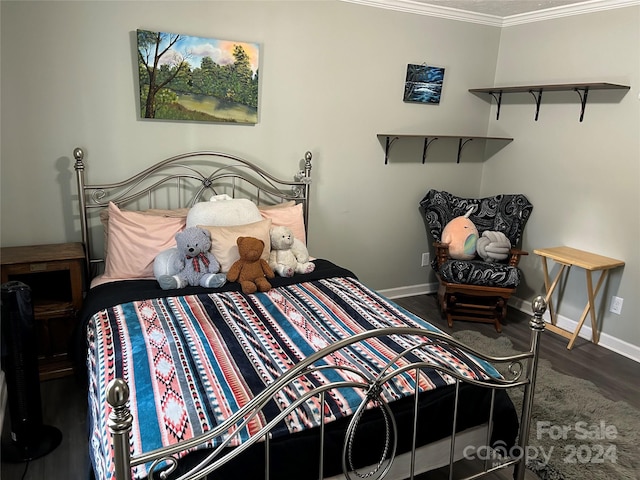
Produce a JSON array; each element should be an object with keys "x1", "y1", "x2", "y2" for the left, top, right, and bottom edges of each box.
[
  {"x1": 73, "y1": 147, "x2": 545, "y2": 480},
  {"x1": 73, "y1": 147, "x2": 312, "y2": 276}
]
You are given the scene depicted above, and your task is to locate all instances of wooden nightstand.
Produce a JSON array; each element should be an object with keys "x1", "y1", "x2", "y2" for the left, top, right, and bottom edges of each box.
[{"x1": 1, "y1": 242, "x2": 85, "y2": 380}]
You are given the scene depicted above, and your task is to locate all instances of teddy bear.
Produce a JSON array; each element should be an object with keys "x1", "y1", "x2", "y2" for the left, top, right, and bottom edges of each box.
[
  {"x1": 268, "y1": 226, "x2": 315, "y2": 277},
  {"x1": 226, "y1": 236, "x2": 275, "y2": 294},
  {"x1": 441, "y1": 207, "x2": 478, "y2": 260},
  {"x1": 157, "y1": 226, "x2": 227, "y2": 290}
]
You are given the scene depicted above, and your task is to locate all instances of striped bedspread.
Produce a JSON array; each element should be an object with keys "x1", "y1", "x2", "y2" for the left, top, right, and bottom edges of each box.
[{"x1": 87, "y1": 276, "x2": 500, "y2": 479}]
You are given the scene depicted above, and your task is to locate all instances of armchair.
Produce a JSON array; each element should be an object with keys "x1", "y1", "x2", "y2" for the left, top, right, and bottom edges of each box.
[{"x1": 419, "y1": 190, "x2": 533, "y2": 332}]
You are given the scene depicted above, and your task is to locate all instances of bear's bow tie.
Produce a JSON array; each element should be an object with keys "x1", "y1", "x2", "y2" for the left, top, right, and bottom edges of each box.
[{"x1": 189, "y1": 252, "x2": 210, "y2": 272}]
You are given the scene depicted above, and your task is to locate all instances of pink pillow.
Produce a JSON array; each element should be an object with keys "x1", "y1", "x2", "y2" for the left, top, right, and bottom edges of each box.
[
  {"x1": 258, "y1": 200, "x2": 295, "y2": 210},
  {"x1": 99, "y1": 206, "x2": 188, "y2": 258},
  {"x1": 260, "y1": 203, "x2": 306, "y2": 244},
  {"x1": 102, "y1": 202, "x2": 185, "y2": 281}
]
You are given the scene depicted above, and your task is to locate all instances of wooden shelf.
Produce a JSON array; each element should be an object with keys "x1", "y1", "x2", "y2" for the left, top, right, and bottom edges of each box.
[
  {"x1": 33, "y1": 299, "x2": 76, "y2": 319},
  {"x1": 377, "y1": 134, "x2": 513, "y2": 164},
  {"x1": 469, "y1": 82, "x2": 630, "y2": 122}
]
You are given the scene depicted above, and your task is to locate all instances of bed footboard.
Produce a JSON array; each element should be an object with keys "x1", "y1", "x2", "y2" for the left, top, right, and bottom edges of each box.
[{"x1": 104, "y1": 297, "x2": 547, "y2": 480}]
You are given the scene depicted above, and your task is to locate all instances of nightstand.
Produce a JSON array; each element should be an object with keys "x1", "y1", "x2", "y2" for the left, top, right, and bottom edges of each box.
[{"x1": 1, "y1": 242, "x2": 85, "y2": 380}]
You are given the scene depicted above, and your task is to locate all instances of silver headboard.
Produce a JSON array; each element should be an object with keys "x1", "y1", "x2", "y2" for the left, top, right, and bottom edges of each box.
[{"x1": 73, "y1": 148, "x2": 312, "y2": 275}]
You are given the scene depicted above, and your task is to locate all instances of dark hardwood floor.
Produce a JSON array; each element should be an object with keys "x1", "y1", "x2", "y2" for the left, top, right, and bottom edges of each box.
[
  {"x1": 393, "y1": 294, "x2": 640, "y2": 411},
  {"x1": 1, "y1": 294, "x2": 637, "y2": 479},
  {"x1": 1, "y1": 374, "x2": 89, "y2": 479}
]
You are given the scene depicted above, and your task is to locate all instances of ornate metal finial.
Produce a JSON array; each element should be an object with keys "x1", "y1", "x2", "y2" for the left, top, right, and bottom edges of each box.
[
  {"x1": 107, "y1": 378, "x2": 130, "y2": 409},
  {"x1": 73, "y1": 147, "x2": 85, "y2": 171},
  {"x1": 107, "y1": 379, "x2": 133, "y2": 438},
  {"x1": 529, "y1": 295, "x2": 547, "y2": 331},
  {"x1": 107, "y1": 378, "x2": 134, "y2": 479},
  {"x1": 296, "y1": 151, "x2": 313, "y2": 186}
]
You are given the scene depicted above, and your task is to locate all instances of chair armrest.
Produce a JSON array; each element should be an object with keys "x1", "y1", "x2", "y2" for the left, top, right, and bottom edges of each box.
[
  {"x1": 433, "y1": 241, "x2": 450, "y2": 268},
  {"x1": 434, "y1": 243, "x2": 528, "y2": 268},
  {"x1": 508, "y1": 248, "x2": 528, "y2": 267}
]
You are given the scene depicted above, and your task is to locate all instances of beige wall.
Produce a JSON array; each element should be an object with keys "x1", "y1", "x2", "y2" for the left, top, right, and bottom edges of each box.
[
  {"x1": 0, "y1": 0, "x2": 499, "y2": 282},
  {"x1": 1, "y1": 1, "x2": 638, "y2": 355},
  {"x1": 482, "y1": 6, "x2": 640, "y2": 355}
]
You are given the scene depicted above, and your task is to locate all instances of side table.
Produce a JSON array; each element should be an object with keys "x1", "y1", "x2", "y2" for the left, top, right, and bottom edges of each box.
[
  {"x1": 1, "y1": 242, "x2": 85, "y2": 380},
  {"x1": 533, "y1": 246, "x2": 624, "y2": 350}
]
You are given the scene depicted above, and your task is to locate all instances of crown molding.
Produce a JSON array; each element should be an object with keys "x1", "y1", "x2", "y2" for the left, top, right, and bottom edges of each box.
[
  {"x1": 342, "y1": 0, "x2": 640, "y2": 27},
  {"x1": 503, "y1": 0, "x2": 640, "y2": 26},
  {"x1": 341, "y1": 0, "x2": 503, "y2": 26}
]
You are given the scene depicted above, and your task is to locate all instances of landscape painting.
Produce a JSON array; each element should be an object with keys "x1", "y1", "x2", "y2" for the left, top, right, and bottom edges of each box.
[
  {"x1": 403, "y1": 64, "x2": 445, "y2": 104},
  {"x1": 137, "y1": 29, "x2": 260, "y2": 123}
]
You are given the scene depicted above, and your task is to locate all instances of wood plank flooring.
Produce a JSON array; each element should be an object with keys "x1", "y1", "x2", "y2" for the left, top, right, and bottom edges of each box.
[
  {"x1": 393, "y1": 295, "x2": 640, "y2": 411},
  {"x1": 1, "y1": 374, "x2": 90, "y2": 479},
  {"x1": 1, "y1": 294, "x2": 637, "y2": 480}
]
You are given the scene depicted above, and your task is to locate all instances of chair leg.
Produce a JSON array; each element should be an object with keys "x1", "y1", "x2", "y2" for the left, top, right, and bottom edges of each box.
[
  {"x1": 494, "y1": 298, "x2": 506, "y2": 333},
  {"x1": 445, "y1": 294, "x2": 455, "y2": 328},
  {"x1": 436, "y1": 292, "x2": 454, "y2": 329},
  {"x1": 439, "y1": 292, "x2": 454, "y2": 328},
  {"x1": 494, "y1": 317, "x2": 503, "y2": 333},
  {"x1": 446, "y1": 313, "x2": 454, "y2": 329}
]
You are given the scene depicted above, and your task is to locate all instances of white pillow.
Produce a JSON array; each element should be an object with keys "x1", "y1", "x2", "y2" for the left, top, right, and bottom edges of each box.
[
  {"x1": 186, "y1": 195, "x2": 262, "y2": 228},
  {"x1": 153, "y1": 247, "x2": 181, "y2": 277}
]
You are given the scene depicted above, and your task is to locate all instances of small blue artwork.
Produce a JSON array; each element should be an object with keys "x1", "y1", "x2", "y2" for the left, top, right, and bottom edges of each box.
[{"x1": 403, "y1": 64, "x2": 445, "y2": 104}]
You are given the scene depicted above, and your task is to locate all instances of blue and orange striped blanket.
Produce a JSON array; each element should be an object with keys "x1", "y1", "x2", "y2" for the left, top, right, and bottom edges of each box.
[{"x1": 86, "y1": 272, "x2": 502, "y2": 479}]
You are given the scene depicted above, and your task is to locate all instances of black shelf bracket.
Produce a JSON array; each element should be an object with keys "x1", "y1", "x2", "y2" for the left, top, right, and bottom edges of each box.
[
  {"x1": 422, "y1": 137, "x2": 439, "y2": 164},
  {"x1": 383, "y1": 136, "x2": 399, "y2": 164},
  {"x1": 574, "y1": 87, "x2": 590, "y2": 122},
  {"x1": 490, "y1": 91, "x2": 503, "y2": 120},
  {"x1": 457, "y1": 138, "x2": 473, "y2": 163},
  {"x1": 377, "y1": 134, "x2": 513, "y2": 164},
  {"x1": 529, "y1": 89, "x2": 543, "y2": 121}
]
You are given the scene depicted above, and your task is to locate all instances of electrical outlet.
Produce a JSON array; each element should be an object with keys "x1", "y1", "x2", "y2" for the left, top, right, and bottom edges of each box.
[
  {"x1": 610, "y1": 296, "x2": 623, "y2": 315},
  {"x1": 421, "y1": 253, "x2": 430, "y2": 267}
]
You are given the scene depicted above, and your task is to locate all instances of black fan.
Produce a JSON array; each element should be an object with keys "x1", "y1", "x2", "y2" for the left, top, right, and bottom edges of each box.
[{"x1": 1, "y1": 281, "x2": 62, "y2": 462}]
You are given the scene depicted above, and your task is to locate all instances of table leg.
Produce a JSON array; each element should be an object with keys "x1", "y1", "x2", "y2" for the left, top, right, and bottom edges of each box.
[
  {"x1": 540, "y1": 257, "x2": 552, "y2": 319},
  {"x1": 541, "y1": 258, "x2": 567, "y2": 326},
  {"x1": 567, "y1": 269, "x2": 608, "y2": 349}
]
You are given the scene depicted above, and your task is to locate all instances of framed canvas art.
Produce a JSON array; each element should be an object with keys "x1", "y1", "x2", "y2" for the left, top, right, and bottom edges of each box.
[
  {"x1": 137, "y1": 29, "x2": 260, "y2": 124},
  {"x1": 403, "y1": 64, "x2": 445, "y2": 104}
]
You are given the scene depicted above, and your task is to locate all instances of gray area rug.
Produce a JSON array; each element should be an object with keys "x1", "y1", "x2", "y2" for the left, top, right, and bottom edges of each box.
[{"x1": 452, "y1": 330, "x2": 639, "y2": 480}]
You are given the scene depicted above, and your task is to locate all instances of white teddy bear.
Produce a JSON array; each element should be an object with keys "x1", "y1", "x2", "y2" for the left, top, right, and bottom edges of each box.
[{"x1": 268, "y1": 226, "x2": 315, "y2": 277}]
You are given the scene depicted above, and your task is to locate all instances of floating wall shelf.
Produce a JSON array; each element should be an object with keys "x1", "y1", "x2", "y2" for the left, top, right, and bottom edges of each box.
[
  {"x1": 377, "y1": 134, "x2": 513, "y2": 164},
  {"x1": 469, "y1": 82, "x2": 630, "y2": 122}
]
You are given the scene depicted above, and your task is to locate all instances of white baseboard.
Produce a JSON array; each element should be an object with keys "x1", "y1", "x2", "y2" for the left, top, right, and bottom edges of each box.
[
  {"x1": 511, "y1": 297, "x2": 640, "y2": 363},
  {"x1": 378, "y1": 282, "x2": 438, "y2": 299},
  {"x1": 380, "y1": 284, "x2": 640, "y2": 364}
]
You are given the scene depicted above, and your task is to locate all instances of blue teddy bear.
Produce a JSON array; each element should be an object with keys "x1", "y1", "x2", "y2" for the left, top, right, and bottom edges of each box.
[{"x1": 157, "y1": 227, "x2": 226, "y2": 290}]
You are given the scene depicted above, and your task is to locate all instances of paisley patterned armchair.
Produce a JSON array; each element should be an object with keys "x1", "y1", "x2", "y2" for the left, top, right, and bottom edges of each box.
[{"x1": 420, "y1": 190, "x2": 533, "y2": 332}]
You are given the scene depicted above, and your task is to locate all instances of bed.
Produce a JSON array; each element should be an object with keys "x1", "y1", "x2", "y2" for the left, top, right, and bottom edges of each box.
[{"x1": 71, "y1": 147, "x2": 546, "y2": 480}]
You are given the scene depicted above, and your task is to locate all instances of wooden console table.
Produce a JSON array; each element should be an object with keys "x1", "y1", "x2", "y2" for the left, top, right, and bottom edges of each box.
[{"x1": 533, "y1": 246, "x2": 624, "y2": 350}]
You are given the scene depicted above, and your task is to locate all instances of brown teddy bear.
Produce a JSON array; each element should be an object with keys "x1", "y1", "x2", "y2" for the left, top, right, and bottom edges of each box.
[{"x1": 226, "y1": 236, "x2": 275, "y2": 294}]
